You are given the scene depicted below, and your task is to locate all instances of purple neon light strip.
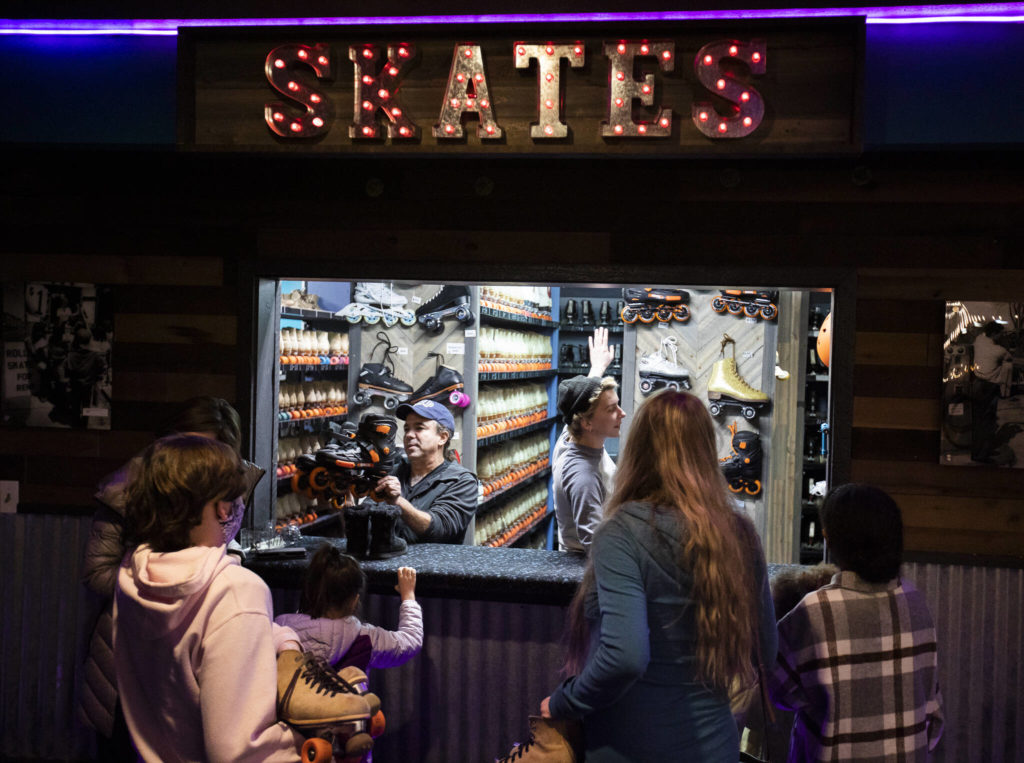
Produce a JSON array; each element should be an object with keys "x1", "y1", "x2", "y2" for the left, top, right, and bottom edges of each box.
[{"x1": 1, "y1": 4, "x2": 1023, "y2": 35}]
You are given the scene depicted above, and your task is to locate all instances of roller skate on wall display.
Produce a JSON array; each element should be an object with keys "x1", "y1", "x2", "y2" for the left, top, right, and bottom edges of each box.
[
  {"x1": 638, "y1": 335, "x2": 692, "y2": 394},
  {"x1": 711, "y1": 289, "x2": 779, "y2": 321},
  {"x1": 277, "y1": 650, "x2": 382, "y2": 763},
  {"x1": 416, "y1": 284, "x2": 474, "y2": 333},
  {"x1": 720, "y1": 420, "x2": 762, "y2": 496},
  {"x1": 621, "y1": 287, "x2": 690, "y2": 324},
  {"x1": 335, "y1": 282, "x2": 416, "y2": 327},
  {"x1": 352, "y1": 332, "x2": 413, "y2": 410},
  {"x1": 408, "y1": 352, "x2": 471, "y2": 408},
  {"x1": 292, "y1": 413, "x2": 399, "y2": 506},
  {"x1": 707, "y1": 334, "x2": 770, "y2": 420}
]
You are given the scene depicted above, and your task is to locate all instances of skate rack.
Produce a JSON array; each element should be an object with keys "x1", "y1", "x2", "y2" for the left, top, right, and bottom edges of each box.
[{"x1": 476, "y1": 415, "x2": 559, "y2": 448}]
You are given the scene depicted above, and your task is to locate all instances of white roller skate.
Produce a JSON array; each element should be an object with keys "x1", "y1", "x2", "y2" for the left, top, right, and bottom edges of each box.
[{"x1": 638, "y1": 335, "x2": 691, "y2": 395}]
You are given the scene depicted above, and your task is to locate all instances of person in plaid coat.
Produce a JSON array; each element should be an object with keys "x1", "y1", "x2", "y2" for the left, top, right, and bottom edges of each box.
[{"x1": 768, "y1": 484, "x2": 944, "y2": 762}]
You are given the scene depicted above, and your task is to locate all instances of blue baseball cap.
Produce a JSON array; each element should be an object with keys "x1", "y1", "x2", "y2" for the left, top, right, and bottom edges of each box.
[{"x1": 396, "y1": 399, "x2": 456, "y2": 431}]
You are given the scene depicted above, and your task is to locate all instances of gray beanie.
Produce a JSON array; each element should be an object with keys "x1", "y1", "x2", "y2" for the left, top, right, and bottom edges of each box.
[{"x1": 557, "y1": 376, "x2": 602, "y2": 425}]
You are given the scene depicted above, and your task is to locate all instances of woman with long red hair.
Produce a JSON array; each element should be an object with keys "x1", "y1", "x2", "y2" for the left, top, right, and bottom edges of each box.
[{"x1": 541, "y1": 389, "x2": 777, "y2": 762}]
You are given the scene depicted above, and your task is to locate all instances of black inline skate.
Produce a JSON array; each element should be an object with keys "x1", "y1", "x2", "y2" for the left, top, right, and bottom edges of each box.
[
  {"x1": 297, "y1": 413, "x2": 399, "y2": 505},
  {"x1": 621, "y1": 287, "x2": 690, "y2": 324},
  {"x1": 408, "y1": 352, "x2": 471, "y2": 408},
  {"x1": 720, "y1": 420, "x2": 762, "y2": 496},
  {"x1": 711, "y1": 289, "x2": 779, "y2": 321},
  {"x1": 416, "y1": 285, "x2": 474, "y2": 334},
  {"x1": 352, "y1": 331, "x2": 413, "y2": 411}
]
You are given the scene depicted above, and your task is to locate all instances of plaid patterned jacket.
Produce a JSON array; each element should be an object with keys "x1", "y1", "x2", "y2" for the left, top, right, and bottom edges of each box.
[{"x1": 768, "y1": 571, "x2": 943, "y2": 762}]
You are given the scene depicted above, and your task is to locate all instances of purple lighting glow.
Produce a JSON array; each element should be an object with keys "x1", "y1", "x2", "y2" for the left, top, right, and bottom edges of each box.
[{"x1": 1, "y1": 4, "x2": 1023, "y2": 35}]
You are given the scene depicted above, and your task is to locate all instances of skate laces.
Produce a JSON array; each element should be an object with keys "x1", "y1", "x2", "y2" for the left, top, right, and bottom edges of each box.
[
  {"x1": 299, "y1": 654, "x2": 364, "y2": 698},
  {"x1": 371, "y1": 331, "x2": 399, "y2": 375},
  {"x1": 719, "y1": 420, "x2": 739, "y2": 462},
  {"x1": 719, "y1": 334, "x2": 761, "y2": 395},
  {"x1": 496, "y1": 737, "x2": 536, "y2": 762}
]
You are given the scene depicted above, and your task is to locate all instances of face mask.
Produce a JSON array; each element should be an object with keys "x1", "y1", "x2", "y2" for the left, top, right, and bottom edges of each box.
[{"x1": 219, "y1": 497, "x2": 246, "y2": 546}]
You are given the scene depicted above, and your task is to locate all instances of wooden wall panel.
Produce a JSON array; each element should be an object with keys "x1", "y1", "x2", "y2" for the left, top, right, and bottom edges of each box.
[
  {"x1": 1, "y1": 252, "x2": 239, "y2": 514},
  {"x1": 851, "y1": 274, "x2": 1024, "y2": 558}
]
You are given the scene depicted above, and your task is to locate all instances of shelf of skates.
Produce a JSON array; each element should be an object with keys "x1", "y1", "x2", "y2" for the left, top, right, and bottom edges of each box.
[
  {"x1": 277, "y1": 382, "x2": 348, "y2": 424},
  {"x1": 560, "y1": 297, "x2": 626, "y2": 330},
  {"x1": 477, "y1": 326, "x2": 553, "y2": 375},
  {"x1": 477, "y1": 485, "x2": 550, "y2": 548},
  {"x1": 479, "y1": 305, "x2": 556, "y2": 329},
  {"x1": 279, "y1": 326, "x2": 350, "y2": 367},
  {"x1": 479, "y1": 285, "x2": 554, "y2": 326},
  {"x1": 477, "y1": 432, "x2": 552, "y2": 505}
]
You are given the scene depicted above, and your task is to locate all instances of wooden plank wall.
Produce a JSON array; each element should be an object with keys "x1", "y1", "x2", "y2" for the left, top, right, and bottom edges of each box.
[
  {"x1": 0, "y1": 255, "x2": 238, "y2": 513},
  {"x1": 851, "y1": 268, "x2": 1024, "y2": 558}
]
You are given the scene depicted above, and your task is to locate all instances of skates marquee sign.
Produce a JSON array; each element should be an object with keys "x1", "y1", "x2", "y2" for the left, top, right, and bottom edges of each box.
[{"x1": 178, "y1": 19, "x2": 863, "y2": 155}]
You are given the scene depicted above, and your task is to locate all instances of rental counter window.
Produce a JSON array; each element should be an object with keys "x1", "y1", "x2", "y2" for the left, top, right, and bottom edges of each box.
[{"x1": 251, "y1": 279, "x2": 832, "y2": 567}]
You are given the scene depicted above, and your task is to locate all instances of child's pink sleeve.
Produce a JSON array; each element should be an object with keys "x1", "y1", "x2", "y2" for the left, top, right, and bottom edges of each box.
[
  {"x1": 366, "y1": 600, "x2": 423, "y2": 669},
  {"x1": 271, "y1": 622, "x2": 301, "y2": 653}
]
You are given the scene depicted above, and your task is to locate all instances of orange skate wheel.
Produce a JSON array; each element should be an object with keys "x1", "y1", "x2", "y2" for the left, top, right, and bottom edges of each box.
[
  {"x1": 370, "y1": 710, "x2": 386, "y2": 737},
  {"x1": 301, "y1": 737, "x2": 332, "y2": 763}
]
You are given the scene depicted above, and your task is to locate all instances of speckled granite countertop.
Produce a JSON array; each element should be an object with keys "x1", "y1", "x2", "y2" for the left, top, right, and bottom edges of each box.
[{"x1": 245, "y1": 535, "x2": 802, "y2": 606}]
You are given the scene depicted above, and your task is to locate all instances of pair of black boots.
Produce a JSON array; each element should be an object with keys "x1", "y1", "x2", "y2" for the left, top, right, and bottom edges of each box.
[{"x1": 345, "y1": 502, "x2": 408, "y2": 559}]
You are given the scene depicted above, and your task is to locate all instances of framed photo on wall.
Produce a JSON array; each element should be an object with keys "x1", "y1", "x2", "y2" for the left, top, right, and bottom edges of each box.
[
  {"x1": 2, "y1": 282, "x2": 113, "y2": 429},
  {"x1": 941, "y1": 301, "x2": 1024, "y2": 467}
]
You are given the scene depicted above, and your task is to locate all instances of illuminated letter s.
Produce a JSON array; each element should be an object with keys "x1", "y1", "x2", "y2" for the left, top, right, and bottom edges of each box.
[
  {"x1": 692, "y1": 39, "x2": 766, "y2": 139},
  {"x1": 265, "y1": 43, "x2": 333, "y2": 138}
]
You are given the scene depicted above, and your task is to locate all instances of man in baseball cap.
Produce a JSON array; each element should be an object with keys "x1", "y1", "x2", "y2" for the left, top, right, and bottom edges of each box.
[{"x1": 374, "y1": 399, "x2": 478, "y2": 544}]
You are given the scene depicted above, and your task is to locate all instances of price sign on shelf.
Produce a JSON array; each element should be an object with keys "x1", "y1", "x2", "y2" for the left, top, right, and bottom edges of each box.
[
  {"x1": 447, "y1": 343, "x2": 466, "y2": 355},
  {"x1": 396, "y1": 346, "x2": 409, "y2": 355}
]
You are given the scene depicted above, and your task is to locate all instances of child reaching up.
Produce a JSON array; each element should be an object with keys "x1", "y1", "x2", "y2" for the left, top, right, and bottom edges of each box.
[{"x1": 276, "y1": 543, "x2": 423, "y2": 672}]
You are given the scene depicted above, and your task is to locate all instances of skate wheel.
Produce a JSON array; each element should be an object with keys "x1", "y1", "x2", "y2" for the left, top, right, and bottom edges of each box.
[
  {"x1": 400, "y1": 314, "x2": 417, "y2": 327},
  {"x1": 381, "y1": 315, "x2": 398, "y2": 328},
  {"x1": 291, "y1": 472, "x2": 309, "y2": 494},
  {"x1": 308, "y1": 466, "x2": 331, "y2": 491},
  {"x1": 709, "y1": 402, "x2": 722, "y2": 417},
  {"x1": 760, "y1": 304, "x2": 778, "y2": 320},
  {"x1": 363, "y1": 313, "x2": 381, "y2": 325},
  {"x1": 353, "y1": 390, "x2": 370, "y2": 407},
  {"x1": 382, "y1": 396, "x2": 400, "y2": 411},
  {"x1": 673, "y1": 306, "x2": 690, "y2": 322},
  {"x1": 638, "y1": 308, "x2": 656, "y2": 324},
  {"x1": 744, "y1": 303, "x2": 761, "y2": 318},
  {"x1": 711, "y1": 296, "x2": 727, "y2": 313},
  {"x1": 746, "y1": 480, "x2": 762, "y2": 496},
  {"x1": 621, "y1": 307, "x2": 637, "y2": 324},
  {"x1": 728, "y1": 483, "x2": 743, "y2": 493},
  {"x1": 742, "y1": 406, "x2": 757, "y2": 420},
  {"x1": 657, "y1": 307, "x2": 673, "y2": 322},
  {"x1": 727, "y1": 301, "x2": 743, "y2": 315},
  {"x1": 419, "y1": 316, "x2": 439, "y2": 332},
  {"x1": 667, "y1": 381, "x2": 680, "y2": 391},
  {"x1": 455, "y1": 306, "x2": 471, "y2": 323},
  {"x1": 342, "y1": 731, "x2": 374, "y2": 760},
  {"x1": 449, "y1": 390, "x2": 469, "y2": 407},
  {"x1": 370, "y1": 710, "x2": 386, "y2": 738},
  {"x1": 345, "y1": 314, "x2": 362, "y2": 325},
  {"x1": 639, "y1": 378, "x2": 654, "y2": 394},
  {"x1": 302, "y1": 737, "x2": 332, "y2": 763}
]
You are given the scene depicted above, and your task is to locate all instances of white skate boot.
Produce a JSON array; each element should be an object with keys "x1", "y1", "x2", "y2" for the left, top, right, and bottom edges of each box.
[{"x1": 638, "y1": 335, "x2": 691, "y2": 394}]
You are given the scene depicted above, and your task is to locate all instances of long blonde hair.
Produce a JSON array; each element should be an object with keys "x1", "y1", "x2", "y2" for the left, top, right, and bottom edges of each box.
[{"x1": 606, "y1": 390, "x2": 758, "y2": 689}]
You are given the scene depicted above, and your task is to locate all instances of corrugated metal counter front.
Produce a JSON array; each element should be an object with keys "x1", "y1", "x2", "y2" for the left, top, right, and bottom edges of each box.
[
  {"x1": 247, "y1": 537, "x2": 804, "y2": 762},
  {"x1": 250, "y1": 538, "x2": 585, "y2": 762}
]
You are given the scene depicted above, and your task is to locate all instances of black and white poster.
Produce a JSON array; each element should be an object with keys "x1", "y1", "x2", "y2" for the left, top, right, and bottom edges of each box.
[
  {"x1": 2, "y1": 282, "x2": 113, "y2": 429},
  {"x1": 941, "y1": 301, "x2": 1024, "y2": 467}
]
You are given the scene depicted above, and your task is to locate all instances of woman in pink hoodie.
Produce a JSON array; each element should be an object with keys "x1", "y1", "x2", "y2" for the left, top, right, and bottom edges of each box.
[{"x1": 113, "y1": 434, "x2": 306, "y2": 762}]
